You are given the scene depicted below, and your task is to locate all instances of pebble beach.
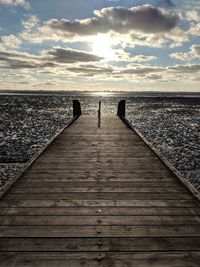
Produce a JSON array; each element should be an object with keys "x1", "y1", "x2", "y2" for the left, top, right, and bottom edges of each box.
[{"x1": 0, "y1": 94, "x2": 199, "y2": 192}]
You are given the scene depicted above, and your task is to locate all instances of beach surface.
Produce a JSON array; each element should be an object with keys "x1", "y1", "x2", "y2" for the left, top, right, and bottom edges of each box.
[{"x1": 0, "y1": 93, "x2": 199, "y2": 192}]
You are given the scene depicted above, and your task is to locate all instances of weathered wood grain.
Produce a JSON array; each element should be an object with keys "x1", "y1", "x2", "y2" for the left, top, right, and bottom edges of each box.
[
  {"x1": 1, "y1": 252, "x2": 200, "y2": 267},
  {"x1": 0, "y1": 237, "x2": 200, "y2": 252},
  {"x1": 1, "y1": 225, "x2": 200, "y2": 237},
  {"x1": 0, "y1": 199, "x2": 198, "y2": 208},
  {"x1": 4, "y1": 192, "x2": 193, "y2": 200},
  {"x1": 1, "y1": 207, "x2": 199, "y2": 216},
  {"x1": 0, "y1": 115, "x2": 199, "y2": 266},
  {"x1": 10, "y1": 186, "x2": 186, "y2": 193},
  {"x1": 0, "y1": 215, "x2": 199, "y2": 226}
]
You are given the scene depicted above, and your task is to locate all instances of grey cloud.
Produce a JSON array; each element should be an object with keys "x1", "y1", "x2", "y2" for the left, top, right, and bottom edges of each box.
[
  {"x1": 1, "y1": 49, "x2": 199, "y2": 82},
  {"x1": 12, "y1": 81, "x2": 30, "y2": 84},
  {"x1": 119, "y1": 66, "x2": 164, "y2": 75},
  {"x1": 47, "y1": 5, "x2": 179, "y2": 37},
  {"x1": 3, "y1": 62, "x2": 36, "y2": 69},
  {"x1": 0, "y1": 52, "x2": 37, "y2": 69},
  {"x1": 168, "y1": 64, "x2": 200, "y2": 73},
  {"x1": 119, "y1": 64, "x2": 200, "y2": 77},
  {"x1": 0, "y1": 48, "x2": 102, "y2": 70},
  {"x1": 192, "y1": 45, "x2": 200, "y2": 56},
  {"x1": 66, "y1": 64, "x2": 165, "y2": 78},
  {"x1": 46, "y1": 48, "x2": 102, "y2": 63},
  {"x1": 170, "y1": 45, "x2": 200, "y2": 61},
  {"x1": 67, "y1": 63, "x2": 200, "y2": 80},
  {"x1": 0, "y1": 0, "x2": 30, "y2": 9},
  {"x1": 111, "y1": 63, "x2": 200, "y2": 80},
  {"x1": 67, "y1": 65, "x2": 113, "y2": 76},
  {"x1": 33, "y1": 82, "x2": 56, "y2": 87},
  {"x1": 146, "y1": 74, "x2": 163, "y2": 80}
]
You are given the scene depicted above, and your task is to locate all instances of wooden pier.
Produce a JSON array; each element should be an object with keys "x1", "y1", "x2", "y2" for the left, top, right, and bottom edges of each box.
[{"x1": 0, "y1": 101, "x2": 200, "y2": 266}]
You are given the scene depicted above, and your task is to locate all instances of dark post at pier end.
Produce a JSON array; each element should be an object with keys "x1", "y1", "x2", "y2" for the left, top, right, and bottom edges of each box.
[
  {"x1": 98, "y1": 101, "x2": 101, "y2": 128},
  {"x1": 73, "y1": 100, "x2": 82, "y2": 117},
  {"x1": 117, "y1": 100, "x2": 126, "y2": 117}
]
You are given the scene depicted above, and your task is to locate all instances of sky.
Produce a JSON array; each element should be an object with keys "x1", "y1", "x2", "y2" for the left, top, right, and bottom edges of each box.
[{"x1": 0, "y1": 0, "x2": 199, "y2": 92}]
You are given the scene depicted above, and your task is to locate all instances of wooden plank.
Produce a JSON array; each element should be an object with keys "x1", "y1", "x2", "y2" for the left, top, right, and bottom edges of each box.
[
  {"x1": 54, "y1": 136, "x2": 143, "y2": 141},
  {"x1": 0, "y1": 215, "x2": 199, "y2": 226},
  {"x1": 1, "y1": 207, "x2": 199, "y2": 216},
  {"x1": 14, "y1": 181, "x2": 179, "y2": 187},
  {"x1": 1, "y1": 252, "x2": 200, "y2": 267},
  {"x1": 32, "y1": 160, "x2": 165, "y2": 167},
  {"x1": 57, "y1": 137, "x2": 142, "y2": 142},
  {"x1": 26, "y1": 167, "x2": 171, "y2": 173},
  {"x1": 9, "y1": 186, "x2": 186, "y2": 193},
  {"x1": 45, "y1": 146, "x2": 154, "y2": 151},
  {"x1": 17, "y1": 179, "x2": 178, "y2": 184},
  {"x1": 4, "y1": 192, "x2": 193, "y2": 200},
  {"x1": 1, "y1": 237, "x2": 200, "y2": 252},
  {"x1": 38, "y1": 155, "x2": 158, "y2": 160},
  {"x1": 1, "y1": 225, "x2": 200, "y2": 237},
  {"x1": 45, "y1": 142, "x2": 152, "y2": 147},
  {"x1": 36, "y1": 157, "x2": 160, "y2": 163},
  {"x1": 20, "y1": 171, "x2": 174, "y2": 179},
  {"x1": 0, "y1": 199, "x2": 198, "y2": 208},
  {"x1": 40, "y1": 152, "x2": 156, "y2": 157}
]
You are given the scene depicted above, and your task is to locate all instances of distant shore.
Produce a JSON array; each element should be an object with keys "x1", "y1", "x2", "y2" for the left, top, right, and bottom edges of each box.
[{"x1": 0, "y1": 90, "x2": 200, "y2": 98}]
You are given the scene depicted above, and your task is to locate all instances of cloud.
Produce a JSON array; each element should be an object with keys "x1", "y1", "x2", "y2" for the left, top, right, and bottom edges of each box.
[
  {"x1": 1, "y1": 47, "x2": 199, "y2": 83},
  {"x1": 108, "y1": 63, "x2": 200, "y2": 84},
  {"x1": 119, "y1": 65, "x2": 164, "y2": 76},
  {"x1": 17, "y1": 6, "x2": 182, "y2": 49},
  {"x1": 168, "y1": 63, "x2": 200, "y2": 73},
  {"x1": 44, "y1": 47, "x2": 102, "y2": 64},
  {"x1": 45, "y1": 5, "x2": 179, "y2": 38},
  {"x1": 0, "y1": 47, "x2": 102, "y2": 70},
  {"x1": 0, "y1": 73, "x2": 33, "y2": 87},
  {"x1": 185, "y1": 10, "x2": 199, "y2": 22},
  {"x1": 95, "y1": 5, "x2": 178, "y2": 33},
  {"x1": 0, "y1": 53, "x2": 37, "y2": 69},
  {"x1": 0, "y1": 0, "x2": 30, "y2": 9},
  {"x1": 0, "y1": 34, "x2": 22, "y2": 50},
  {"x1": 185, "y1": 11, "x2": 200, "y2": 38},
  {"x1": 67, "y1": 65, "x2": 113, "y2": 77},
  {"x1": 170, "y1": 45, "x2": 200, "y2": 60},
  {"x1": 129, "y1": 26, "x2": 188, "y2": 49},
  {"x1": 130, "y1": 55, "x2": 157, "y2": 62},
  {"x1": 188, "y1": 23, "x2": 200, "y2": 37},
  {"x1": 22, "y1": 15, "x2": 39, "y2": 31},
  {"x1": 115, "y1": 50, "x2": 157, "y2": 62},
  {"x1": 110, "y1": 63, "x2": 200, "y2": 82},
  {"x1": 64, "y1": 62, "x2": 200, "y2": 82}
]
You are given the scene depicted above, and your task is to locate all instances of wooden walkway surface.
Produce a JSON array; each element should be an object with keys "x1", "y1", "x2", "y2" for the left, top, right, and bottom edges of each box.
[{"x1": 0, "y1": 115, "x2": 200, "y2": 266}]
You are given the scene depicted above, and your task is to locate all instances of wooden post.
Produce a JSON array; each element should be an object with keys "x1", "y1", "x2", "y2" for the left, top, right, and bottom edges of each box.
[
  {"x1": 73, "y1": 100, "x2": 82, "y2": 117},
  {"x1": 98, "y1": 101, "x2": 101, "y2": 128},
  {"x1": 117, "y1": 100, "x2": 126, "y2": 117}
]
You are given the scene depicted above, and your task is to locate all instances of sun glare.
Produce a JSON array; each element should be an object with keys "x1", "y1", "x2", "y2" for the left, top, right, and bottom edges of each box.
[{"x1": 91, "y1": 34, "x2": 116, "y2": 60}]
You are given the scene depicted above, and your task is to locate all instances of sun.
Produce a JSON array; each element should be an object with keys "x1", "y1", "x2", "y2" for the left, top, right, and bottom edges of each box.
[{"x1": 91, "y1": 34, "x2": 116, "y2": 60}]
